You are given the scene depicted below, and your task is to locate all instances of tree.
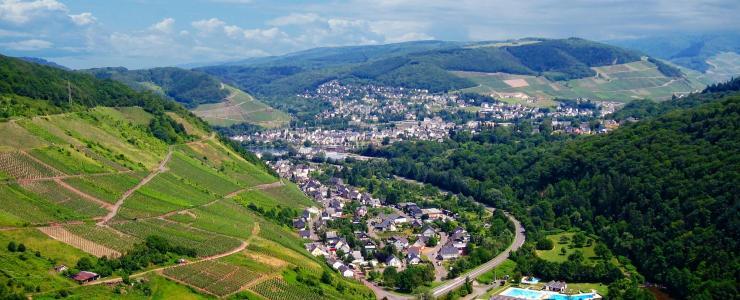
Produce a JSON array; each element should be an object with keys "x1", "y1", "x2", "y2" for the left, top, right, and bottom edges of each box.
[
  {"x1": 7, "y1": 242, "x2": 16, "y2": 252},
  {"x1": 572, "y1": 232, "x2": 587, "y2": 248},
  {"x1": 76, "y1": 257, "x2": 94, "y2": 271},
  {"x1": 16, "y1": 244, "x2": 25, "y2": 253},
  {"x1": 560, "y1": 248, "x2": 567, "y2": 256},
  {"x1": 595, "y1": 243, "x2": 612, "y2": 260},
  {"x1": 321, "y1": 270, "x2": 333, "y2": 285},
  {"x1": 426, "y1": 236, "x2": 439, "y2": 247},
  {"x1": 536, "y1": 238, "x2": 554, "y2": 250},
  {"x1": 383, "y1": 267, "x2": 398, "y2": 287}
]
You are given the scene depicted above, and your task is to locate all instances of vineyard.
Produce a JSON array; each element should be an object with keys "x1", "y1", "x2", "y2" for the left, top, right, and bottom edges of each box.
[
  {"x1": 251, "y1": 278, "x2": 320, "y2": 300},
  {"x1": 0, "y1": 184, "x2": 81, "y2": 225},
  {"x1": 112, "y1": 218, "x2": 242, "y2": 257},
  {"x1": 37, "y1": 226, "x2": 121, "y2": 258},
  {"x1": 181, "y1": 140, "x2": 232, "y2": 168},
  {"x1": 168, "y1": 151, "x2": 241, "y2": 195},
  {"x1": 117, "y1": 172, "x2": 216, "y2": 219},
  {"x1": 167, "y1": 199, "x2": 256, "y2": 239},
  {"x1": 62, "y1": 172, "x2": 146, "y2": 204},
  {"x1": 64, "y1": 223, "x2": 141, "y2": 253},
  {"x1": 21, "y1": 181, "x2": 108, "y2": 218},
  {"x1": 0, "y1": 151, "x2": 62, "y2": 179},
  {"x1": 29, "y1": 146, "x2": 109, "y2": 175},
  {"x1": 163, "y1": 260, "x2": 260, "y2": 296}
]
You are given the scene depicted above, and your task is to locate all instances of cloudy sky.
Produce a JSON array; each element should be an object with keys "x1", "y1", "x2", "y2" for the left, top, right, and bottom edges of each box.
[{"x1": 0, "y1": 0, "x2": 737, "y2": 69}]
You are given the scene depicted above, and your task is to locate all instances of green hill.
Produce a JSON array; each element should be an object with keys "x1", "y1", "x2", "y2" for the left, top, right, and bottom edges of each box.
[
  {"x1": 0, "y1": 55, "x2": 371, "y2": 300},
  {"x1": 363, "y1": 81, "x2": 740, "y2": 299},
  {"x1": 199, "y1": 38, "x2": 701, "y2": 119},
  {"x1": 82, "y1": 67, "x2": 291, "y2": 128}
]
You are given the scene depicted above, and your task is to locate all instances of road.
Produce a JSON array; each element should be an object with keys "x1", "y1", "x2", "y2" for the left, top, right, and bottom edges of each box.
[{"x1": 430, "y1": 211, "x2": 525, "y2": 298}]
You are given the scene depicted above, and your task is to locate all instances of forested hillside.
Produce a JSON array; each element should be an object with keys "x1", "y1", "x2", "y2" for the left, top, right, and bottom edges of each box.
[
  {"x1": 83, "y1": 67, "x2": 229, "y2": 108},
  {"x1": 200, "y1": 38, "x2": 686, "y2": 120},
  {"x1": 362, "y1": 84, "x2": 740, "y2": 299}
]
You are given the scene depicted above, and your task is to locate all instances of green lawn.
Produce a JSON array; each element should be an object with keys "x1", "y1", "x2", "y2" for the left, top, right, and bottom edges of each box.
[
  {"x1": 535, "y1": 232, "x2": 598, "y2": 263},
  {"x1": 478, "y1": 259, "x2": 517, "y2": 284}
]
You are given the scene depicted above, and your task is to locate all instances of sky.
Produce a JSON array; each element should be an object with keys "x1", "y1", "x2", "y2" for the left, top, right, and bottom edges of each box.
[{"x1": 0, "y1": 0, "x2": 738, "y2": 69}]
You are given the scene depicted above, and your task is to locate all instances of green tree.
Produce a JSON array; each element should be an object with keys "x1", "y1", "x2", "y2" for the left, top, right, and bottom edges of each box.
[
  {"x1": 6, "y1": 242, "x2": 16, "y2": 252},
  {"x1": 16, "y1": 244, "x2": 25, "y2": 253}
]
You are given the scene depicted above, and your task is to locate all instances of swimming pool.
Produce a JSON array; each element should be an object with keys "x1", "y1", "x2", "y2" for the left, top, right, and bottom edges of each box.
[{"x1": 499, "y1": 288, "x2": 600, "y2": 300}]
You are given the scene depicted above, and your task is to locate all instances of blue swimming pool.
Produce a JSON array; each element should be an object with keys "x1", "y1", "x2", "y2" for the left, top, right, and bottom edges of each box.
[{"x1": 500, "y1": 288, "x2": 599, "y2": 300}]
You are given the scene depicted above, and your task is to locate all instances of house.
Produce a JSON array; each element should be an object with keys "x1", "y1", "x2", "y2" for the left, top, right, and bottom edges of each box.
[
  {"x1": 363, "y1": 240, "x2": 377, "y2": 252},
  {"x1": 412, "y1": 236, "x2": 428, "y2": 249},
  {"x1": 71, "y1": 271, "x2": 100, "y2": 283},
  {"x1": 406, "y1": 204, "x2": 423, "y2": 218},
  {"x1": 302, "y1": 209, "x2": 312, "y2": 220},
  {"x1": 338, "y1": 265, "x2": 354, "y2": 278},
  {"x1": 544, "y1": 281, "x2": 567, "y2": 293},
  {"x1": 388, "y1": 236, "x2": 409, "y2": 250},
  {"x1": 54, "y1": 265, "x2": 68, "y2": 273},
  {"x1": 422, "y1": 208, "x2": 444, "y2": 219},
  {"x1": 375, "y1": 219, "x2": 397, "y2": 232},
  {"x1": 328, "y1": 258, "x2": 344, "y2": 270},
  {"x1": 392, "y1": 214, "x2": 408, "y2": 224},
  {"x1": 407, "y1": 246, "x2": 422, "y2": 265},
  {"x1": 299, "y1": 230, "x2": 311, "y2": 239},
  {"x1": 293, "y1": 219, "x2": 306, "y2": 229},
  {"x1": 421, "y1": 226, "x2": 437, "y2": 238},
  {"x1": 385, "y1": 255, "x2": 402, "y2": 268},
  {"x1": 306, "y1": 243, "x2": 329, "y2": 257},
  {"x1": 355, "y1": 206, "x2": 368, "y2": 218},
  {"x1": 438, "y1": 244, "x2": 460, "y2": 260}
]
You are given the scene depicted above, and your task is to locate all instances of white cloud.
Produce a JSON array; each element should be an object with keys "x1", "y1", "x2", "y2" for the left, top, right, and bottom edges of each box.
[
  {"x1": 150, "y1": 18, "x2": 175, "y2": 33},
  {"x1": 1, "y1": 38, "x2": 51, "y2": 50},
  {"x1": 191, "y1": 18, "x2": 226, "y2": 34},
  {"x1": 69, "y1": 12, "x2": 96, "y2": 26},
  {"x1": 0, "y1": 0, "x2": 66, "y2": 24},
  {"x1": 267, "y1": 13, "x2": 321, "y2": 26}
]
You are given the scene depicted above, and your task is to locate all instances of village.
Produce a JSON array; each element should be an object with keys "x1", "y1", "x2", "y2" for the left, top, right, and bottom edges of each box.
[
  {"x1": 270, "y1": 159, "x2": 471, "y2": 283},
  {"x1": 232, "y1": 81, "x2": 628, "y2": 154}
]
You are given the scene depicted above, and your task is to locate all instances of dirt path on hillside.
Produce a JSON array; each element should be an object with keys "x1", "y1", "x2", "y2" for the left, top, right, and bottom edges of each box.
[
  {"x1": 85, "y1": 222, "x2": 260, "y2": 287},
  {"x1": 97, "y1": 147, "x2": 173, "y2": 225},
  {"x1": 54, "y1": 178, "x2": 114, "y2": 210}
]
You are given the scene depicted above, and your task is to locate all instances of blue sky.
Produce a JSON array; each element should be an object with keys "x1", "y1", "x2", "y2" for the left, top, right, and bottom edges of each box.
[{"x1": 0, "y1": 0, "x2": 738, "y2": 69}]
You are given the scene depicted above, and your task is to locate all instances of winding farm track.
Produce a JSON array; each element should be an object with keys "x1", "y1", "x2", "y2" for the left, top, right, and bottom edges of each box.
[
  {"x1": 85, "y1": 222, "x2": 260, "y2": 287},
  {"x1": 97, "y1": 147, "x2": 173, "y2": 225}
]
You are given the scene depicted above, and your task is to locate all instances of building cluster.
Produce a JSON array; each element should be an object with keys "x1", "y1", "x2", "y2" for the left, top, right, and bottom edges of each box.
[{"x1": 269, "y1": 160, "x2": 474, "y2": 280}]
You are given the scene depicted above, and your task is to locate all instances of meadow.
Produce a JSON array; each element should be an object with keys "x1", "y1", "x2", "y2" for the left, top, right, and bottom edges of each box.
[{"x1": 192, "y1": 85, "x2": 290, "y2": 128}]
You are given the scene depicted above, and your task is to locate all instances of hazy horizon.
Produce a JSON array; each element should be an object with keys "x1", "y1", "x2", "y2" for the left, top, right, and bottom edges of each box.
[{"x1": 1, "y1": 0, "x2": 738, "y2": 69}]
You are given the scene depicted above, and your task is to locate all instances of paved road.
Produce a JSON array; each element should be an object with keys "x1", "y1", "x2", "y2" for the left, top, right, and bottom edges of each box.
[{"x1": 430, "y1": 211, "x2": 525, "y2": 298}]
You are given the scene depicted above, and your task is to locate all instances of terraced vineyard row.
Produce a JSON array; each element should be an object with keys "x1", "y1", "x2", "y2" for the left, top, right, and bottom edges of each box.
[
  {"x1": 63, "y1": 172, "x2": 146, "y2": 204},
  {"x1": 163, "y1": 260, "x2": 260, "y2": 296},
  {"x1": 64, "y1": 223, "x2": 141, "y2": 253},
  {"x1": 251, "y1": 278, "x2": 320, "y2": 300},
  {"x1": 0, "y1": 151, "x2": 62, "y2": 179},
  {"x1": 21, "y1": 181, "x2": 108, "y2": 217},
  {"x1": 112, "y1": 218, "x2": 241, "y2": 257}
]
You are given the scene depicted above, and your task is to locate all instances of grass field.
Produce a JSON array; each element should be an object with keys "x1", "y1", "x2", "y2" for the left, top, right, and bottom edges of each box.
[
  {"x1": 34, "y1": 273, "x2": 214, "y2": 300},
  {"x1": 0, "y1": 228, "x2": 92, "y2": 295},
  {"x1": 29, "y1": 145, "x2": 110, "y2": 175},
  {"x1": 192, "y1": 85, "x2": 290, "y2": 128},
  {"x1": 456, "y1": 60, "x2": 706, "y2": 105},
  {"x1": 477, "y1": 259, "x2": 517, "y2": 284},
  {"x1": 535, "y1": 232, "x2": 599, "y2": 263},
  {"x1": 0, "y1": 121, "x2": 48, "y2": 151}
]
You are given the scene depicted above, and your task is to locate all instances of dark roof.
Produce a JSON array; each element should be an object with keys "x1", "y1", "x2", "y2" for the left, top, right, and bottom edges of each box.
[
  {"x1": 299, "y1": 230, "x2": 311, "y2": 238},
  {"x1": 439, "y1": 244, "x2": 459, "y2": 255},
  {"x1": 71, "y1": 271, "x2": 99, "y2": 281},
  {"x1": 545, "y1": 280, "x2": 567, "y2": 289}
]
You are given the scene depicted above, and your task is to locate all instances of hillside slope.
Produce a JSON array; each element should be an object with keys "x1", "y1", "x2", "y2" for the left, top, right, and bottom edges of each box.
[
  {"x1": 83, "y1": 67, "x2": 290, "y2": 128},
  {"x1": 366, "y1": 82, "x2": 740, "y2": 299},
  {"x1": 200, "y1": 38, "x2": 701, "y2": 119},
  {"x1": 0, "y1": 56, "x2": 370, "y2": 300}
]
